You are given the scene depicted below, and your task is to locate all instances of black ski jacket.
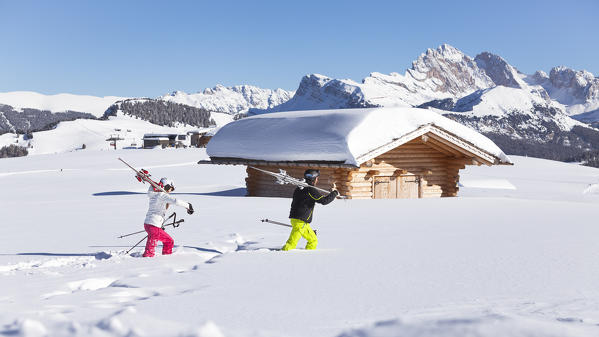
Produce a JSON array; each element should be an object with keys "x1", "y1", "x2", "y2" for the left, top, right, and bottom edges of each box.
[{"x1": 288, "y1": 186, "x2": 337, "y2": 223}]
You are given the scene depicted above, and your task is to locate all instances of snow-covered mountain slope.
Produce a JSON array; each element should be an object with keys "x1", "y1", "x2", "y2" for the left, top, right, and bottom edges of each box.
[
  {"x1": 474, "y1": 51, "x2": 527, "y2": 89},
  {"x1": 0, "y1": 91, "x2": 124, "y2": 117},
  {"x1": 250, "y1": 44, "x2": 599, "y2": 163},
  {"x1": 103, "y1": 98, "x2": 216, "y2": 129},
  {"x1": 436, "y1": 85, "x2": 584, "y2": 135},
  {"x1": 1, "y1": 149, "x2": 599, "y2": 337},
  {"x1": 255, "y1": 44, "x2": 496, "y2": 113},
  {"x1": 362, "y1": 44, "x2": 495, "y2": 106},
  {"x1": 0, "y1": 111, "x2": 213, "y2": 155},
  {"x1": 256, "y1": 44, "x2": 598, "y2": 127},
  {"x1": 526, "y1": 67, "x2": 599, "y2": 117},
  {"x1": 256, "y1": 74, "x2": 375, "y2": 113},
  {"x1": 160, "y1": 84, "x2": 294, "y2": 114}
]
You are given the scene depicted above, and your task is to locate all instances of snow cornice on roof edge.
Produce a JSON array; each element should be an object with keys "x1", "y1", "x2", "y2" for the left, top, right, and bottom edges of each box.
[
  {"x1": 198, "y1": 159, "x2": 357, "y2": 168},
  {"x1": 354, "y1": 124, "x2": 512, "y2": 166},
  {"x1": 205, "y1": 107, "x2": 512, "y2": 167}
]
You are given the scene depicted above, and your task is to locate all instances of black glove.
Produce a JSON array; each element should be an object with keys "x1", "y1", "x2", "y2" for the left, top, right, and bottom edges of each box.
[
  {"x1": 187, "y1": 203, "x2": 194, "y2": 215},
  {"x1": 331, "y1": 190, "x2": 339, "y2": 197}
]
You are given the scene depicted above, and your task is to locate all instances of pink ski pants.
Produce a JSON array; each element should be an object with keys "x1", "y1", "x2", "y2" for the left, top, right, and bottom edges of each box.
[{"x1": 143, "y1": 224, "x2": 174, "y2": 257}]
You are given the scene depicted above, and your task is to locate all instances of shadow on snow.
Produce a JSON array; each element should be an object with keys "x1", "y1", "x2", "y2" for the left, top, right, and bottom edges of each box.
[
  {"x1": 0, "y1": 252, "x2": 113, "y2": 260},
  {"x1": 92, "y1": 187, "x2": 247, "y2": 197}
]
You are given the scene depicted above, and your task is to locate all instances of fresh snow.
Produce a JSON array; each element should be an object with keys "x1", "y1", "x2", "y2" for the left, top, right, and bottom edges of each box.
[
  {"x1": 458, "y1": 178, "x2": 517, "y2": 190},
  {"x1": 0, "y1": 91, "x2": 124, "y2": 117},
  {"x1": 525, "y1": 67, "x2": 599, "y2": 117},
  {"x1": 256, "y1": 44, "x2": 599, "y2": 128},
  {"x1": 0, "y1": 111, "x2": 217, "y2": 155},
  {"x1": 160, "y1": 85, "x2": 294, "y2": 115},
  {"x1": 583, "y1": 183, "x2": 599, "y2": 195},
  {"x1": 448, "y1": 85, "x2": 585, "y2": 132},
  {"x1": 207, "y1": 107, "x2": 511, "y2": 165},
  {"x1": 1, "y1": 149, "x2": 599, "y2": 337}
]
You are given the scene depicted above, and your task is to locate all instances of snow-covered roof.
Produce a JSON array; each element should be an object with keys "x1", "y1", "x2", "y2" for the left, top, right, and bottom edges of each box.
[
  {"x1": 207, "y1": 107, "x2": 512, "y2": 166},
  {"x1": 143, "y1": 133, "x2": 184, "y2": 138}
]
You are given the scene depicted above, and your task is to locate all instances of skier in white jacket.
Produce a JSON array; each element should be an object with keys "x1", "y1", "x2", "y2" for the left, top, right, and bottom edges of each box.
[{"x1": 142, "y1": 177, "x2": 194, "y2": 257}]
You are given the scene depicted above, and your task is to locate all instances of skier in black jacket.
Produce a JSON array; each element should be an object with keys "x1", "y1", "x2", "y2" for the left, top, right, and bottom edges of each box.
[{"x1": 282, "y1": 169, "x2": 338, "y2": 251}]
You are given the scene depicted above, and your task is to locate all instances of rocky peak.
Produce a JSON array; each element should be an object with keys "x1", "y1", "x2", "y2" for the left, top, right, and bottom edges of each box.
[
  {"x1": 202, "y1": 84, "x2": 228, "y2": 95},
  {"x1": 549, "y1": 67, "x2": 594, "y2": 90},
  {"x1": 541, "y1": 66, "x2": 599, "y2": 105},
  {"x1": 250, "y1": 74, "x2": 374, "y2": 114},
  {"x1": 159, "y1": 84, "x2": 294, "y2": 114},
  {"x1": 295, "y1": 74, "x2": 334, "y2": 97},
  {"x1": 530, "y1": 71, "x2": 549, "y2": 84},
  {"x1": 474, "y1": 52, "x2": 523, "y2": 89},
  {"x1": 168, "y1": 90, "x2": 186, "y2": 96},
  {"x1": 408, "y1": 44, "x2": 494, "y2": 96}
]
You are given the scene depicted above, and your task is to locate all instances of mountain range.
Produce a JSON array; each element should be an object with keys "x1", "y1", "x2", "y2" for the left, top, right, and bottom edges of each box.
[{"x1": 1, "y1": 44, "x2": 598, "y2": 165}]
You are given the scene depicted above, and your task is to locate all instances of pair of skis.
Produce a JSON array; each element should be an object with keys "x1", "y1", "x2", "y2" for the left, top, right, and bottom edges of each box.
[
  {"x1": 248, "y1": 166, "x2": 346, "y2": 199},
  {"x1": 118, "y1": 157, "x2": 167, "y2": 193}
]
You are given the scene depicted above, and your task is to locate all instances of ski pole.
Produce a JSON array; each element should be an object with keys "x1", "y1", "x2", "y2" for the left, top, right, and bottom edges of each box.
[
  {"x1": 163, "y1": 219, "x2": 184, "y2": 229},
  {"x1": 118, "y1": 229, "x2": 146, "y2": 239},
  {"x1": 118, "y1": 213, "x2": 178, "y2": 238},
  {"x1": 123, "y1": 223, "x2": 184, "y2": 254},
  {"x1": 126, "y1": 235, "x2": 148, "y2": 254},
  {"x1": 261, "y1": 219, "x2": 317, "y2": 236},
  {"x1": 122, "y1": 213, "x2": 185, "y2": 254},
  {"x1": 261, "y1": 218, "x2": 292, "y2": 228}
]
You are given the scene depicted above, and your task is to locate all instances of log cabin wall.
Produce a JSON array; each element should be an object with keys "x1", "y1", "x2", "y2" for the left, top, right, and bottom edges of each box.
[
  {"x1": 347, "y1": 138, "x2": 470, "y2": 199},
  {"x1": 244, "y1": 138, "x2": 472, "y2": 199}
]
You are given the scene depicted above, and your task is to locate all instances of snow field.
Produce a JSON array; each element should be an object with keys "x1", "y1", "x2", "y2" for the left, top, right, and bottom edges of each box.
[
  {"x1": 0, "y1": 91, "x2": 123, "y2": 117},
  {"x1": 0, "y1": 109, "x2": 226, "y2": 156},
  {"x1": 1, "y1": 149, "x2": 599, "y2": 337}
]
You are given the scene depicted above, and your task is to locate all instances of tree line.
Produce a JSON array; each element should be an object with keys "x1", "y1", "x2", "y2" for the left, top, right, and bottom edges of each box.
[
  {"x1": 0, "y1": 144, "x2": 28, "y2": 158},
  {"x1": 103, "y1": 99, "x2": 215, "y2": 128},
  {"x1": 0, "y1": 104, "x2": 95, "y2": 135}
]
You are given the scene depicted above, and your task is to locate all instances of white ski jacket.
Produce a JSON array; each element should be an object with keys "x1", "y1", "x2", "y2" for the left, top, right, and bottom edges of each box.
[{"x1": 144, "y1": 186, "x2": 190, "y2": 227}]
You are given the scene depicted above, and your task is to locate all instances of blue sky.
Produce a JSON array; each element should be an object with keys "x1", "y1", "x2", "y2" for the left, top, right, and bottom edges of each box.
[{"x1": 1, "y1": 0, "x2": 597, "y2": 97}]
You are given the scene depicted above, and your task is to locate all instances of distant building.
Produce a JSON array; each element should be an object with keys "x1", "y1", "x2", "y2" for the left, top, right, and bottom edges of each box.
[
  {"x1": 142, "y1": 134, "x2": 190, "y2": 149},
  {"x1": 142, "y1": 134, "x2": 170, "y2": 148},
  {"x1": 189, "y1": 128, "x2": 219, "y2": 148}
]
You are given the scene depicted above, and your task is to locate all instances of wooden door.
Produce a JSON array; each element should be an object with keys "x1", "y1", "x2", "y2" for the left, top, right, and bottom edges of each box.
[
  {"x1": 398, "y1": 175, "x2": 420, "y2": 199},
  {"x1": 373, "y1": 176, "x2": 391, "y2": 199}
]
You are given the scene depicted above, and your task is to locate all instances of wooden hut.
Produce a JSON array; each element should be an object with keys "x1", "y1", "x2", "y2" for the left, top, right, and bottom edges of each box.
[
  {"x1": 190, "y1": 129, "x2": 217, "y2": 148},
  {"x1": 201, "y1": 107, "x2": 511, "y2": 199},
  {"x1": 142, "y1": 134, "x2": 170, "y2": 148}
]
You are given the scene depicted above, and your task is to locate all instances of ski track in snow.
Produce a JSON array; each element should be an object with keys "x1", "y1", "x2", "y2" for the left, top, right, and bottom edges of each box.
[
  {"x1": 1, "y1": 150, "x2": 599, "y2": 337},
  {"x1": 0, "y1": 168, "x2": 79, "y2": 177},
  {"x1": 105, "y1": 161, "x2": 199, "y2": 171},
  {"x1": 0, "y1": 234, "x2": 248, "y2": 336},
  {"x1": 3, "y1": 234, "x2": 598, "y2": 337}
]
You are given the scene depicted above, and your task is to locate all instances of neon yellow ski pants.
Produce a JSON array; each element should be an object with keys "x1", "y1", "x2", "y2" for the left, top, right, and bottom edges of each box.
[{"x1": 282, "y1": 218, "x2": 318, "y2": 251}]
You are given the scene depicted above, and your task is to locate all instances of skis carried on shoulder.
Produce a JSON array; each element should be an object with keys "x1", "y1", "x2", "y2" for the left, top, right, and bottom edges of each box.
[
  {"x1": 248, "y1": 166, "x2": 346, "y2": 199},
  {"x1": 118, "y1": 157, "x2": 167, "y2": 193}
]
